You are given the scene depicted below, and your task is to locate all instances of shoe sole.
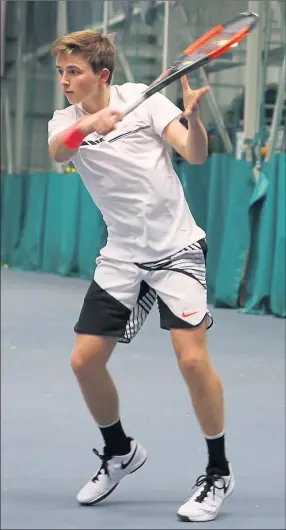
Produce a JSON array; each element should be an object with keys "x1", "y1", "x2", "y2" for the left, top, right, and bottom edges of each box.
[
  {"x1": 77, "y1": 454, "x2": 148, "y2": 506},
  {"x1": 177, "y1": 477, "x2": 235, "y2": 522}
]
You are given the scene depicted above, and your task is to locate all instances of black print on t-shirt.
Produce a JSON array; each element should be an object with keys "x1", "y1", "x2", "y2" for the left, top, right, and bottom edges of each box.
[{"x1": 81, "y1": 137, "x2": 105, "y2": 146}]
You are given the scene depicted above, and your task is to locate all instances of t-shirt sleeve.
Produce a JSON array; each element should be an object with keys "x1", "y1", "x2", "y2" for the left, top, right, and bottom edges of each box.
[
  {"x1": 145, "y1": 92, "x2": 182, "y2": 137},
  {"x1": 47, "y1": 109, "x2": 75, "y2": 145}
]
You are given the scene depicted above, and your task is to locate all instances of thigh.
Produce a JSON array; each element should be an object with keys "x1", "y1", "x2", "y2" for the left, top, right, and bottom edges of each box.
[
  {"x1": 154, "y1": 271, "x2": 212, "y2": 330},
  {"x1": 146, "y1": 241, "x2": 213, "y2": 331},
  {"x1": 74, "y1": 256, "x2": 142, "y2": 340}
]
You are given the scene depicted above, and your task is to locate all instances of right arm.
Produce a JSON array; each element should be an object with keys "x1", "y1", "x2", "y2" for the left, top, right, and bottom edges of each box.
[
  {"x1": 49, "y1": 107, "x2": 123, "y2": 164},
  {"x1": 49, "y1": 130, "x2": 81, "y2": 163}
]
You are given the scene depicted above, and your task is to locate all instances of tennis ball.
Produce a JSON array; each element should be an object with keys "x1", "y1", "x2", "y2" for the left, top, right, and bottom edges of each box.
[{"x1": 261, "y1": 145, "x2": 268, "y2": 158}]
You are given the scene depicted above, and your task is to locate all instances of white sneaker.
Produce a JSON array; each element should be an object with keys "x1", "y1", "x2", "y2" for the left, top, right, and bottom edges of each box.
[
  {"x1": 76, "y1": 438, "x2": 147, "y2": 505},
  {"x1": 177, "y1": 464, "x2": 235, "y2": 522}
]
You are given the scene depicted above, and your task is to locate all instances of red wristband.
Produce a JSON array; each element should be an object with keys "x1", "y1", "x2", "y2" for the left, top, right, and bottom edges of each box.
[{"x1": 61, "y1": 124, "x2": 87, "y2": 149}]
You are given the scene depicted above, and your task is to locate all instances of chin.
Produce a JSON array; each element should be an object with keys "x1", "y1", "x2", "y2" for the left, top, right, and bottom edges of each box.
[{"x1": 66, "y1": 94, "x2": 81, "y2": 105}]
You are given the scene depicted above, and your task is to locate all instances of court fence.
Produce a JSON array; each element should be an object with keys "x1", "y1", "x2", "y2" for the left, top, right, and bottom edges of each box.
[{"x1": 1, "y1": 153, "x2": 285, "y2": 317}]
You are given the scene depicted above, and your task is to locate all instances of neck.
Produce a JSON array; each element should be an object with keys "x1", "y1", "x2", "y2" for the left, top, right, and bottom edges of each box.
[{"x1": 81, "y1": 85, "x2": 111, "y2": 115}]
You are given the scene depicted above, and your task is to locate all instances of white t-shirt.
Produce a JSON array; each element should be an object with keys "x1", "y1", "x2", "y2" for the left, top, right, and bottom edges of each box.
[{"x1": 48, "y1": 82, "x2": 205, "y2": 262}]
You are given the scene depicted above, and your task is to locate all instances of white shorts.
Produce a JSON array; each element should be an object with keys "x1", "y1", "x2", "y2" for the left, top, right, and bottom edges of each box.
[{"x1": 74, "y1": 239, "x2": 213, "y2": 343}]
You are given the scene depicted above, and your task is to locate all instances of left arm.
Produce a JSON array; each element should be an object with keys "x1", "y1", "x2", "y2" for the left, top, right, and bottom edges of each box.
[
  {"x1": 163, "y1": 116, "x2": 208, "y2": 164},
  {"x1": 163, "y1": 76, "x2": 209, "y2": 165}
]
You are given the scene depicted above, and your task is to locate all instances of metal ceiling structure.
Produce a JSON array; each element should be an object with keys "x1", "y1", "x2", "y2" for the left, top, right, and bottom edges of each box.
[{"x1": 1, "y1": 0, "x2": 285, "y2": 173}]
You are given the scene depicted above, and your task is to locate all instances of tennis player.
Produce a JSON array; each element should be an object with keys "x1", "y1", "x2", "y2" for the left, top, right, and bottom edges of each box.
[{"x1": 48, "y1": 30, "x2": 234, "y2": 522}]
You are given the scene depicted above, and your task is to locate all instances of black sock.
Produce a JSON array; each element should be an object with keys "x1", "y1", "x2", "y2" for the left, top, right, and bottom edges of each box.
[
  {"x1": 205, "y1": 433, "x2": 230, "y2": 475},
  {"x1": 99, "y1": 419, "x2": 131, "y2": 456}
]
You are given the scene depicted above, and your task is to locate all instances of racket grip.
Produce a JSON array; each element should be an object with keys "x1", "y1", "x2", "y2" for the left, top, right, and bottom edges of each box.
[{"x1": 120, "y1": 92, "x2": 147, "y2": 117}]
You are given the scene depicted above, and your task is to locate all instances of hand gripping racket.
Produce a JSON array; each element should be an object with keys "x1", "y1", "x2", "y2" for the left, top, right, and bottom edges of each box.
[{"x1": 121, "y1": 11, "x2": 259, "y2": 116}]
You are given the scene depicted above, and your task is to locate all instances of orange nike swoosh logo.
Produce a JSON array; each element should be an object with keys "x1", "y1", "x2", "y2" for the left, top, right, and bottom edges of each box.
[{"x1": 182, "y1": 311, "x2": 198, "y2": 318}]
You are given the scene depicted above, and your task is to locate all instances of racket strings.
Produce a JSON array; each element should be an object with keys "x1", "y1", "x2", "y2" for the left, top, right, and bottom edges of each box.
[
  {"x1": 184, "y1": 15, "x2": 257, "y2": 61},
  {"x1": 187, "y1": 29, "x2": 246, "y2": 59}
]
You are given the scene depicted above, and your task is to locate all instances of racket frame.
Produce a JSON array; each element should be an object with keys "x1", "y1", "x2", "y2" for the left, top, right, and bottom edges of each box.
[{"x1": 121, "y1": 12, "x2": 259, "y2": 117}]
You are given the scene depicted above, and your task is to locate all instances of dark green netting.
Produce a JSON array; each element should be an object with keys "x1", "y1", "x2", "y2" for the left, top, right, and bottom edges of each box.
[{"x1": 1, "y1": 154, "x2": 285, "y2": 316}]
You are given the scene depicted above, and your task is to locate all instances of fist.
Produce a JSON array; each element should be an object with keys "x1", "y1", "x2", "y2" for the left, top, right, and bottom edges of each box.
[{"x1": 80, "y1": 108, "x2": 123, "y2": 136}]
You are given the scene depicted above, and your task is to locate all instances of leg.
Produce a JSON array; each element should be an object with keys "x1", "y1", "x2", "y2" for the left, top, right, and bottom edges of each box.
[
  {"x1": 73, "y1": 278, "x2": 132, "y2": 456},
  {"x1": 73, "y1": 258, "x2": 148, "y2": 505},
  {"x1": 72, "y1": 276, "x2": 156, "y2": 442},
  {"x1": 144, "y1": 241, "x2": 234, "y2": 521},
  {"x1": 171, "y1": 321, "x2": 225, "y2": 440},
  {"x1": 171, "y1": 323, "x2": 235, "y2": 522},
  {"x1": 71, "y1": 333, "x2": 134, "y2": 455},
  {"x1": 145, "y1": 241, "x2": 228, "y2": 467},
  {"x1": 71, "y1": 333, "x2": 119, "y2": 426},
  {"x1": 72, "y1": 332, "x2": 147, "y2": 505}
]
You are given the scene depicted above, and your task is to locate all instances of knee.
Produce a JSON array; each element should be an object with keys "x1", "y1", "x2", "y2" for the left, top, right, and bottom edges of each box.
[
  {"x1": 70, "y1": 335, "x2": 114, "y2": 375},
  {"x1": 70, "y1": 346, "x2": 90, "y2": 375},
  {"x1": 71, "y1": 335, "x2": 117, "y2": 375},
  {"x1": 177, "y1": 349, "x2": 210, "y2": 378},
  {"x1": 70, "y1": 345, "x2": 106, "y2": 377}
]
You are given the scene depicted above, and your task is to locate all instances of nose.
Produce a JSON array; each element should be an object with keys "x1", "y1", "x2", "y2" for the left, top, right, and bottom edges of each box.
[{"x1": 60, "y1": 73, "x2": 69, "y2": 88}]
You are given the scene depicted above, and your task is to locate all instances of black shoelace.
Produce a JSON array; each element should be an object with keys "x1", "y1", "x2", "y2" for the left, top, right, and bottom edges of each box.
[
  {"x1": 193, "y1": 470, "x2": 226, "y2": 503},
  {"x1": 91, "y1": 448, "x2": 112, "y2": 483}
]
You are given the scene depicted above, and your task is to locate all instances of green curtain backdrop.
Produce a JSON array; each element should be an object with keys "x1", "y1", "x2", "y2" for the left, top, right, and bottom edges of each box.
[
  {"x1": 1, "y1": 154, "x2": 285, "y2": 317},
  {"x1": 179, "y1": 154, "x2": 255, "y2": 307},
  {"x1": 244, "y1": 154, "x2": 285, "y2": 317}
]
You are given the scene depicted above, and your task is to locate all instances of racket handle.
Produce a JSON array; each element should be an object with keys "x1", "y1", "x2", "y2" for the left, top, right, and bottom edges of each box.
[{"x1": 120, "y1": 92, "x2": 147, "y2": 117}]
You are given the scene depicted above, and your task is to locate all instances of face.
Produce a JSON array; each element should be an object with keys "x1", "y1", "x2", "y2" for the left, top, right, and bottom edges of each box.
[{"x1": 56, "y1": 52, "x2": 110, "y2": 105}]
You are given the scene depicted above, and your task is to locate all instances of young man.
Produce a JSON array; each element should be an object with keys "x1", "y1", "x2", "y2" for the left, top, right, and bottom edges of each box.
[{"x1": 48, "y1": 30, "x2": 234, "y2": 522}]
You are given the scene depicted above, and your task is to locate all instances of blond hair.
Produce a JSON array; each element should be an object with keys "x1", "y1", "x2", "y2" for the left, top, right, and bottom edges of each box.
[{"x1": 51, "y1": 29, "x2": 116, "y2": 84}]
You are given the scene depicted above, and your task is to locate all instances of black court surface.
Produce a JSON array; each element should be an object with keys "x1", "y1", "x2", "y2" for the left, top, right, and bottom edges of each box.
[{"x1": 1, "y1": 269, "x2": 285, "y2": 529}]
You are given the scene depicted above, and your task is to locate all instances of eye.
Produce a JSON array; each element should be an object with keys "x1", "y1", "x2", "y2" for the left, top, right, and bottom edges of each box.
[
  {"x1": 71, "y1": 69, "x2": 79, "y2": 75},
  {"x1": 57, "y1": 69, "x2": 63, "y2": 76}
]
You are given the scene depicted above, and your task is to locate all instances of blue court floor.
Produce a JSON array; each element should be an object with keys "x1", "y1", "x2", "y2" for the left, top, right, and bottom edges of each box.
[{"x1": 1, "y1": 268, "x2": 285, "y2": 529}]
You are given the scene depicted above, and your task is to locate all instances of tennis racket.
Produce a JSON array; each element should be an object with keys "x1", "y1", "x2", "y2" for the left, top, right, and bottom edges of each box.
[{"x1": 121, "y1": 11, "x2": 259, "y2": 116}]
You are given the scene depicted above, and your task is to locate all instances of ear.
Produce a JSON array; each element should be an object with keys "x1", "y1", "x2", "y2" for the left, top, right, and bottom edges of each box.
[{"x1": 98, "y1": 68, "x2": 110, "y2": 84}]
